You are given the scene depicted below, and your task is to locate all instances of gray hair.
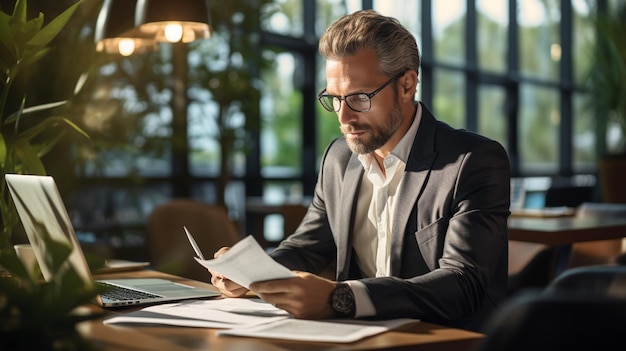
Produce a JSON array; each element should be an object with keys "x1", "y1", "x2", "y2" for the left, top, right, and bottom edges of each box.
[{"x1": 318, "y1": 10, "x2": 420, "y2": 78}]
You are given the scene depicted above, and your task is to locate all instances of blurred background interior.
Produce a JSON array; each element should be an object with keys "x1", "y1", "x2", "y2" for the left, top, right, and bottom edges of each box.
[{"x1": 2, "y1": 0, "x2": 625, "y2": 289}]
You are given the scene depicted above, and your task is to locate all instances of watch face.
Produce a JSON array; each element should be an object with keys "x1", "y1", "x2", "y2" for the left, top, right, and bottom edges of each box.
[{"x1": 331, "y1": 283, "x2": 355, "y2": 317}]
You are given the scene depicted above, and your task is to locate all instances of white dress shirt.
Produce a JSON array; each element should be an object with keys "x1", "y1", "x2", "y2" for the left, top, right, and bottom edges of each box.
[{"x1": 348, "y1": 103, "x2": 422, "y2": 317}]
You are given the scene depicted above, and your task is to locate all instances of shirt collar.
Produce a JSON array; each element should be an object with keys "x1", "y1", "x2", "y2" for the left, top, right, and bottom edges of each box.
[{"x1": 358, "y1": 103, "x2": 422, "y2": 169}]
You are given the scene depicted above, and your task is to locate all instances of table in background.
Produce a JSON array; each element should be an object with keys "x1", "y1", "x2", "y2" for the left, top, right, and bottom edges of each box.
[
  {"x1": 508, "y1": 216, "x2": 626, "y2": 246},
  {"x1": 508, "y1": 216, "x2": 626, "y2": 276},
  {"x1": 81, "y1": 270, "x2": 484, "y2": 351}
]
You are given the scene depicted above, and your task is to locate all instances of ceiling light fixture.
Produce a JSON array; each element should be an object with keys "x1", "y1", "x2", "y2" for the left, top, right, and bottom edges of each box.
[
  {"x1": 95, "y1": 0, "x2": 156, "y2": 56},
  {"x1": 134, "y1": 0, "x2": 213, "y2": 44}
]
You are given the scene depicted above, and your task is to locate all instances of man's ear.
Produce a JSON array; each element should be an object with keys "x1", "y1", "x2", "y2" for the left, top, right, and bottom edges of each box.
[{"x1": 400, "y1": 70, "x2": 419, "y2": 100}]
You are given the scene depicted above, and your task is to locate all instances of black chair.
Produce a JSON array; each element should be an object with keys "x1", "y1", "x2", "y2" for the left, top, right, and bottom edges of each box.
[
  {"x1": 474, "y1": 291, "x2": 626, "y2": 351},
  {"x1": 475, "y1": 265, "x2": 626, "y2": 350},
  {"x1": 546, "y1": 265, "x2": 626, "y2": 297}
]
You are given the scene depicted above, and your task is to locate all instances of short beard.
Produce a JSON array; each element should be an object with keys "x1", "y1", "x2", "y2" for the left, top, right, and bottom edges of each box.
[{"x1": 342, "y1": 102, "x2": 404, "y2": 155}]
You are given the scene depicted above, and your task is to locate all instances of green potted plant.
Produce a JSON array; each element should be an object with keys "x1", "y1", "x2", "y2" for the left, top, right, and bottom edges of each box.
[
  {"x1": 0, "y1": 0, "x2": 88, "y2": 251},
  {"x1": 586, "y1": 2, "x2": 626, "y2": 203},
  {"x1": 0, "y1": 220, "x2": 104, "y2": 350}
]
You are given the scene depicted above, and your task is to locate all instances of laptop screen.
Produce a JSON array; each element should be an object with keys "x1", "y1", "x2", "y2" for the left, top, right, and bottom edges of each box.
[{"x1": 6, "y1": 174, "x2": 94, "y2": 287}]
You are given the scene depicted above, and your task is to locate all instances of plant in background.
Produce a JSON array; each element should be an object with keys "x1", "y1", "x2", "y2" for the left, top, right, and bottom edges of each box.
[
  {"x1": 0, "y1": 0, "x2": 88, "y2": 251},
  {"x1": 586, "y1": 2, "x2": 626, "y2": 157},
  {"x1": 584, "y1": 2, "x2": 626, "y2": 203}
]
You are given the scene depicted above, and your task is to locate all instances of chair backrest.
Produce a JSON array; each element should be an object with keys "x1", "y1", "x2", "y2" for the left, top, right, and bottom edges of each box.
[
  {"x1": 478, "y1": 266, "x2": 626, "y2": 350},
  {"x1": 280, "y1": 203, "x2": 309, "y2": 236},
  {"x1": 547, "y1": 265, "x2": 626, "y2": 298},
  {"x1": 147, "y1": 199, "x2": 240, "y2": 282},
  {"x1": 277, "y1": 203, "x2": 336, "y2": 279},
  {"x1": 474, "y1": 290, "x2": 626, "y2": 351}
]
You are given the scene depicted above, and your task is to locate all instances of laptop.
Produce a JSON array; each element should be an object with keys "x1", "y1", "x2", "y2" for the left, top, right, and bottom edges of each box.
[{"x1": 5, "y1": 174, "x2": 221, "y2": 308}]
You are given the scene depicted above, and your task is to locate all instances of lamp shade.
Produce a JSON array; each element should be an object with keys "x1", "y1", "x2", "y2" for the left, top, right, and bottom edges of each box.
[
  {"x1": 135, "y1": 0, "x2": 213, "y2": 43},
  {"x1": 95, "y1": 0, "x2": 156, "y2": 55}
]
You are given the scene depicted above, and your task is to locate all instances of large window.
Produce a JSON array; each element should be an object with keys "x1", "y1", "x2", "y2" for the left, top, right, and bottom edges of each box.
[{"x1": 66, "y1": 0, "x2": 604, "y2": 256}]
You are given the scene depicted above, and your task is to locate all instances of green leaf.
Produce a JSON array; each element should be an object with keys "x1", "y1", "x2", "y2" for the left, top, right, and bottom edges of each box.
[
  {"x1": 11, "y1": 0, "x2": 27, "y2": 23},
  {"x1": 19, "y1": 46, "x2": 50, "y2": 68},
  {"x1": 4, "y1": 100, "x2": 67, "y2": 124},
  {"x1": 32, "y1": 131, "x2": 66, "y2": 158},
  {"x1": 18, "y1": 115, "x2": 89, "y2": 142},
  {"x1": 0, "y1": 247, "x2": 32, "y2": 281},
  {"x1": 0, "y1": 12, "x2": 13, "y2": 63},
  {"x1": 13, "y1": 138, "x2": 46, "y2": 174},
  {"x1": 11, "y1": 13, "x2": 44, "y2": 59},
  {"x1": 24, "y1": 1, "x2": 82, "y2": 57},
  {"x1": 0, "y1": 132, "x2": 6, "y2": 168}
]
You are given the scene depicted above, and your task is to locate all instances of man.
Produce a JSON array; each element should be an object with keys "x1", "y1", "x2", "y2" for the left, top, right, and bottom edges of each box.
[{"x1": 210, "y1": 10, "x2": 510, "y2": 331}]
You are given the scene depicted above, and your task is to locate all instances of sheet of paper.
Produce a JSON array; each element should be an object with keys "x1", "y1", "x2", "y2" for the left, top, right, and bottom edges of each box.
[
  {"x1": 217, "y1": 318, "x2": 419, "y2": 343},
  {"x1": 194, "y1": 235, "x2": 295, "y2": 289},
  {"x1": 104, "y1": 297, "x2": 418, "y2": 343},
  {"x1": 104, "y1": 298, "x2": 289, "y2": 328}
]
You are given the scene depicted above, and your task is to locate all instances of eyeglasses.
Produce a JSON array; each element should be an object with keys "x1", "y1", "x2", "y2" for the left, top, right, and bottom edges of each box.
[{"x1": 317, "y1": 71, "x2": 406, "y2": 113}]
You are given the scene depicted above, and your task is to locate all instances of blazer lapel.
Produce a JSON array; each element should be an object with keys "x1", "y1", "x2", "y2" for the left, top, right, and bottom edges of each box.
[
  {"x1": 336, "y1": 154, "x2": 363, "y2": 280},
  {"x1": 389, "y1": 105, "x2": 438, "y2": 275}
]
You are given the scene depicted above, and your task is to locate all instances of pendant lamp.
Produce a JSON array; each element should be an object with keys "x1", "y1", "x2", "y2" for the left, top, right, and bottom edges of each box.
[
  {"x1": 134, "y1": 0, "x2": 213, "y2": 43},
  {"x1": 95, "y1": 0, "x2": 156, "y2": 56}
]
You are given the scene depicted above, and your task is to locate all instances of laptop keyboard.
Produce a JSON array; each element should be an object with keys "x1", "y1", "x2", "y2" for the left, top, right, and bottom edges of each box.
[{"x1": 97, "y1": 282, "x2": 163, "y2": 301}]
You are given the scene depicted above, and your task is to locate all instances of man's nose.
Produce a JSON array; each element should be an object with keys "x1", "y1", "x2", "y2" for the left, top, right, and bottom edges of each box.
[{"x1": 337, "y1": 102, "x2": 357, "y2": 125}]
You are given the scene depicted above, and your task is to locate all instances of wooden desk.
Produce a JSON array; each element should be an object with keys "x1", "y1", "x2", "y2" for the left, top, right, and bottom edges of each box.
[
  {"x1": 508, "y1": 217, "x2": 626, "y2": 246},
  {"x1": 80, "y1": 270, "x2": 484, "y2": 351}
]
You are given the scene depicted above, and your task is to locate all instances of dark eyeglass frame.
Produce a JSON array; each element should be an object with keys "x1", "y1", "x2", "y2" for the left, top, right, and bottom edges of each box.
[{"x1": 317, "y1": 71, "x2": 407, "y2": 113}]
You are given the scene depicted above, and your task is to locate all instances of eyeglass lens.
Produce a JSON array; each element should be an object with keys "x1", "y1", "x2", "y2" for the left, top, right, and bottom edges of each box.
[
  {"x1": 318, "y1": 71, "x2": 405, "y2": 113},
  {"x1": 320, "y1": 94, "x2": 371, "y2": 113}
]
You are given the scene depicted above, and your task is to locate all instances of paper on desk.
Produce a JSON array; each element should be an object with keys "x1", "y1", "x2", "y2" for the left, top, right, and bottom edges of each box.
[
  {"x1": 104, "y1": 297, "x2": 418, "y2": 343},
  {"x1": 194, "y1": 235, "x2": 295, "y2": 289},
  {"x1": 218, "y1": 317, "x2": 419, "y2": 343},
  {"x1": 104, "y1": 298, "x2": 290, "y2": 328}
]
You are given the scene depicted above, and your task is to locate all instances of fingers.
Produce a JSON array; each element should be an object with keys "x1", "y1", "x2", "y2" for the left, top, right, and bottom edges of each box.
[
  {"x1": 248, "y1": 271, "x2": 308, "y2": 293},
  {"x1": 208, "y1": 246, "x2": 249, "y2": 297},
  {"x1": 214, "y1": 246, "x2": 230, "y2": 258},
  {"x1": 211, "y1": 274, "x2": 248, "y2": 297},
  {"x1": 250, "y1": 272, "x2": 335, "y2": 319}
]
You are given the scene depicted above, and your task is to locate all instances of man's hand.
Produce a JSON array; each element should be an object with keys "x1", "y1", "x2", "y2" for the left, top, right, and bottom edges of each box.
[
  {"x1": 208, "y1": 247, "x2": 248, "y2": 297},
  {"x1": 250, "y1": 271, "x2": 336, "y2": 319}
]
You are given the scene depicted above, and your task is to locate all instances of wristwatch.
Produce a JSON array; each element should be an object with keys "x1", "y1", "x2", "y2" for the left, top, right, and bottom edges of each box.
[{"x1": 329, "y1": 282, "x2": 355, "y2": 318}]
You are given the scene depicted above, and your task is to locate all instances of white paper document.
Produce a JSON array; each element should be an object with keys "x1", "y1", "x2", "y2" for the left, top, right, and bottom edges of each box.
[
  {"x1": 104, "y1": 297, "x2": 418, "y2": 343},
  {"x1": 104, "y1": 298, "x2": 289, "y2": 328},
  {"x1": 217, "y1": 317, "x2": 418, "y2": 343},
  {"x1": 193, "y1": 235, "x2": 295, "y2": 289}
]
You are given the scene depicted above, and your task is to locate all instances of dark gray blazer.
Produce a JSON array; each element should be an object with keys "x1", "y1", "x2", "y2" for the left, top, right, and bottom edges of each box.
[{"x1": 271, "y1": 103, "x2": 510, "y2": 331}]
